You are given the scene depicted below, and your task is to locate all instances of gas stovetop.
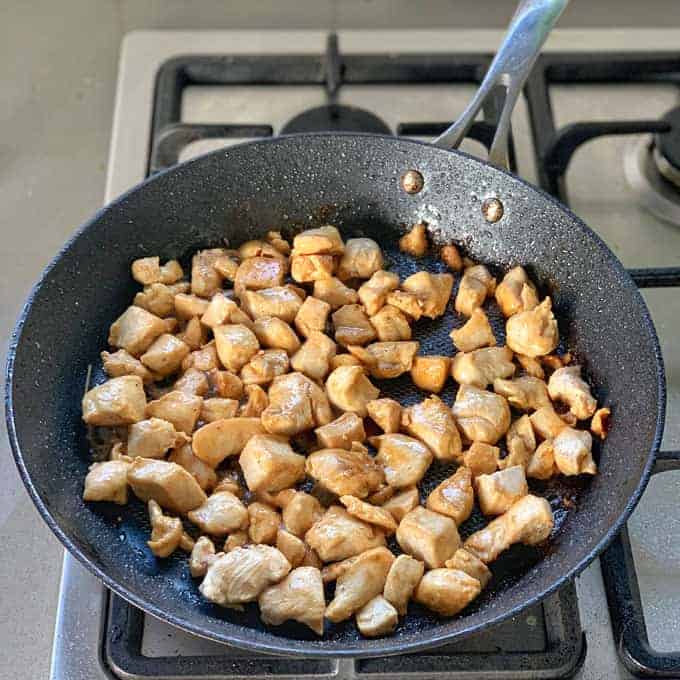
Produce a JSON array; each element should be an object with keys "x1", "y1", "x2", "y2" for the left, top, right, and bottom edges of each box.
[{"x1": 52, "y1": 29, "x2": 680, "y2": 680}]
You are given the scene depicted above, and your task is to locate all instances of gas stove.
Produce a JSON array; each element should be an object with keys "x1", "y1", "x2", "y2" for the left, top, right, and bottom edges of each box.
[{"x1": 51, "y1": 29, "x2": 680, "y2": 680}]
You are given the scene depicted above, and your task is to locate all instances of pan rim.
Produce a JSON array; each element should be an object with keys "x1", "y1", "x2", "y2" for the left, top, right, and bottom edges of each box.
[{"x1": 5, "y1": 131, "x2": 666, "y2": 658}]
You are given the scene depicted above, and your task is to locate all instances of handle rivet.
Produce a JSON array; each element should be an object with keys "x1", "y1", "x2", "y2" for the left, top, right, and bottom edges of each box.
[
  {"x1": 481, "y1": 197, "x2": 504, "y2": 223},
  {"x1": 401, "y1": 170, "x2": 424, "y2": 194}
]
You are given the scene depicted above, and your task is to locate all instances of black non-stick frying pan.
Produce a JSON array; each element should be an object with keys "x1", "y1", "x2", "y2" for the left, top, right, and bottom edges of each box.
[{"x1": 5, "y1": 0, "x2": 666, "y2": 658}]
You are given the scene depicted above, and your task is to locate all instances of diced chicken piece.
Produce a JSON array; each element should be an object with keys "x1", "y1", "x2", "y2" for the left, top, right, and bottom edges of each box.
[
  {"x1": 293, "y1": 297, "x2": 329, "y2": 340},
  {"x1": 349, "y1": 341, "x2": 419, "y2": 379},
  {"x1": 452, "y1": 385, "x2": 511, "y2": 445},
  {"x1": 548, "y1": 366, "x2": 597, "y2": 420},
  {"x1": 292, "y1": 225, "x2": 345, "y2": 256},
  {"x1": 145, "y1": 499, "x2": 183, "y2": 558},
  {"x1": 306, "y1": 447, "x2": 384, "y2": 498},
  {"x1": 495, "y1": 266, "x2": 539, "y2": 317},
  {"x1": 493, "y1": 376, "x2": 550, "y2": 412},
  {"x1": 275, "y1": 529, "x2": 306, "y2": 567},
  {"x1": 192, "y1": 417, "x2": 265, "y2": 468},
  {"x1": 410, "y1": 355, "x2": 450, "y2": 394},
  {"x1": 553, "y1": 427, "x2": 597, "y2": 475},
  {"x1": 82, "y1": 376, "x2": 147, "y2": 426},
  {"x1": 161, "y1": 317, "x2": 179, "y2": 334},
  {"x1": 247, "y1": 503, "x2": 281, "y2": 545},
  {"x1": 239, "y1": 434, "x2": 306, "y2": 493},
  {"x1": 290, "y1": 331, "x2": 337, "y2": 380},
  {"x1": 372, "y1": 434, "x2": 433, "y2": 489},
  {"x1": 262, "y1": 372, "x2": 332, "y2": 436},
  {"x1": 127, "y1": 417, "x2": 179, "y2": 458},
  {"x1": 108, "y1": 306, "x2": 167, "y2": 357},
  {"x1": 315, "y1": 412, "x2": 366, "y2": 450},
  {"x1": 465, "y1": 494, "x2": 554, "y2": 563},
  {"x1": 451, "y1": 346, "x2": 515, "y2": 388},
  {"x1": 213, "y1": 470, "x2": 244, "y2": 497},
  {"x1": 83, "y1": 459, "x2": 131, "y2": 504},
  {"x1": 385, "y1": 290, "x2": 423, "y2": 320},
  {"x1": 134, "y1": 282, "x2": 177, "y2": 318},
  {"x1": 516, "y1": 353, "x2": 545, "y2": 379},
  {"x1": 440, "y1": 244, "x2": 463, "y2": 272},
  {"x1": 333, "y1": 304, "x2": 376, "y2": 346},
  {"x1": 463, "y1": 442, "x2": 500, "y2": 478},
  {"x1": 253, "y1": 316, "x2": 301, "y2": 355},
  {"x1": 383, "y1": 554, "x2": 425, "y2": 616},
  {"x1": 139, "y1": 334, "x2": 189, "y2": 377},
  {"x1": 475, "y1": 465, "x2": 528, "y2": 516},
  {"x1": 450, "y1": 308, "x2": 496, "y2": 353},
  {"x1": 200, "y1": 293, "x2": 238, "y2": 329},
  {"x1": 281, "y1": 492, "x2": 324, "y2": 538},
  {"x1": 240, "y1": 349, "x2": 289, "y2": 386},
  {"x1": 290, "y1": 254, "x2": 335, "y2": 282},
  {"x1": 234, "y1": 256, "x2": 286, "y2": 294},
  {"x1": 367, "y1": 485, "x2": 394, "y2": 505},
  {"x1": 174, "y1": 293, "x2": 210, "y2": 320},
  {"x1": 131, "y1": 256, "x2": 161, "y2": 285},
  {"x1": 356, "y1": 595, "x2": 398, "y2": 637},
  {"x1": 158, "y1": 259, "x2": 183, "y2": 284},
  {"x1": 224, "y1": 531, "x2": 249, "y2": 552},
  {"x1": 174, "y1": 367, "x2": 209, "y2": 396},
  {"x1": 506, "y1": 297, "x2": 559, "y2": 357},
  {"x1": 402, "y1": 395, "x2": 462, "y2": 462},
  {"x1": 455, "y1": 265, "x2": 496, "y2": 316},
  {"x1": 259, "y1": 566, "x2": 325, "y2": 635},
  {"x1": 426, "y1": 466, "x2": 474, "y2": 524},
  {"x1": 189, "y1": 536, "x2": 217, "y2": 578},
  {"x1": 306, "y1": 506, "x2": 386, "y2": 562},
  {"x1": 337, "y1": 238, "x2": 384, "y2": 281},
  {"x1": 321, "y1": 555, "x2": 360, "y2": 583},
  {"x1": 401, "y1": 271, "x2": 454, "y2": 319},
  {"x1": 382, "y1": 487, "x2": 420, "y2": 523},
  {"x1": 187, "y1": 491, "x2": 249, "y2": 536},
  {"x1": 214, "y1": 324, "x2": 260, "y2": 372},
  {"x1": 367, "y1": 398, "x2": 401, "y2": 434},
  {"x1": 396, "y1": 506, "x2": 461, "y2": 569},
  {"x1": 238, "y1": 239, "x2": 289, "y2": 264},
  {"x1": 313, "y1": 277, "x2": 359, "y2": 309},
  {"x1": 414, "y1": 568, "x2": 481, "y2": 616},
  {"x1": 370, "y1": 305, "x2": 412, "y2": 342},
  {"x1": 501, "y1": 414, "x2": 537, "y2": 469},
  {"x1": 146, "y1": 390, "x2": 202, "y2": 434},
  {"x1": 326, "y1": 547, "x2": 394, "y2": 622},
  {"x1": 190, "y1": 249, "x2": 227, "y2": 298},
  {"x1": 200, "y1": 545, "x2": 291, "y2": 605},
  {"x1": 240, "y1": 384, "x2": 269, "y2": 417},
  {"x1": 527, "y1": 440, "x2": 557, "y2": 480},
  {"x1": 530, "y1": 405, "x2": 568, "y2": 440},
  {"x1": 183, "y1": 342, "x2": 219, "y2": 372},
  {"x1": 339, "y1": 495, "x2": 398, "y2": 533},
  {"x1": 591, "y1": 407, "x2": 611, "y2": 440},
  {"x1": 127, "y1": 458, "x2": 206, "y2": 513},
  {"x1": 399, "y1": 222, "x2": 428, "y2": 257},
  {"x1": 207, "y1": 369, "x2": 243, "y2": 399},
  {"x1": 168, "y1": 443, "x2": 217, "y2": 492},
  {"x1": 445, "y1": 549, "x2": 491, "y2": 588},
  {"x1": 101, "y1": 349, "x2": 153, "y2": 383},
  {"x1": 357, "y1": 270, "x2": 400, "y2": 316},
  {"x1": 241, "y1": 287, "x2": 303, "y2": 323},
  {"x1": 325, "y1": 365, "x2": 380, "y2": 417}
]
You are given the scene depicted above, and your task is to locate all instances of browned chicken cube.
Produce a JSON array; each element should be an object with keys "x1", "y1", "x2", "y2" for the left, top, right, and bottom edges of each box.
[
  {"x1": 240, "y1": 349, "x2": 289, "y2": 386},
  {"x1": 370, "y1": 305, "x2": 412, "y2": 342},
  {"x1": 281, "y1": 491, "x2": 324, "y2": 538},
  {"x1": 455, "y1": 265, "x2": 496, "y2": 316},
  {"x1": 410, "y1": 355, "x2": 450, "y2": 393},
  {"x1": 183, "y1": 342, "x2": 219, "y2": 372},
  {"x1": 174, "y1": 293, "x2": 210, "y2": 320},
  {"x1": 241, "y1": 286, "x2": 303, "y2": 323},
  {"x1": 493, "y1": 376, "x2": 550, "y2": 411},
  {"x1": 426, "y1": 466, "x2": 474, "y2": 524},
  {"x1": 240, "y1": 384, "x2": 269, "y2": 417},
  {"x1": 383, "y1": 554, "x2": 425, "y2": 615},
  {"x1": 290, "y1": 331, "x2": 337, "y2": 380},
  {"x1": 385, "y1": 290, "x2": 423, "y2": 320},
  {"x1": 399, "y1": 222, "x2": 428, "y2": 256},
  {"x1": 306, "y1": 447, "x2": 384, "y2": 498},
  {"x1": 292, "y1": 225, "x2": 345, "y2": 255},
  {"x1": 168, "y1": 443, "x2": 217, "y2": 492},
  {"x1": 338, "y1": 495, "x2": 397, "y2": 533},
  {"x1": 239, "y1": 434, "x2": 306, "y2": 493},
  {"x1": 200, "y1": 293, "x2": 238, "y2": 328},
  {"x1": 192, "y1": 417, "x2": 265, "y2": 468},
  {"x1": 501, "y1": 414, "x2": 536, "y2": 469},
  {"x1": 402, "y1": 395, "x2": 462, "y2": 462},
  {"x1": 101, "y1": 349, "x2": 153, "y2": 383},
  {"x1": 529, "y1": 405, "x2": 568, "y2": 440},
  {"x1": 548, "y1": 365, "x2": 597, "y2": 420},
  {"x1": 275, "y1": 529, "x2": 307, "y2": 567},
  {"x1": 191, "y1": 248, "x2": 228, "y2": 298},
  {"x1": 475, "y1": 465, "x2": 528, "y2": 516},
  {"x1": 248, "y1": 502, "x2": 281, "y2": 544},
  {"x1": 234, "y1": 256, "x2": 286, "y2": 293},
  {"x1": 358, "y1": 270, "x2": 400, "y2": 316},
  {"x1": 494, "y1": 266, "x2": 539, "y2": 317},
  {"x1": 452, "y1": 385, "x2": 511, "y2": 445},
  {"x1": 207, "y1": 369, "x2": 243, "y2": 399},
  {"x1": 82, "y1": 376, "x2": 147, "y2": 426},
  {"x1": 366, "y1": 398, "x2": 401, "y2": 433},
  {"x1": 145, "y1": 390, "x2": 202, "y2": 434},
  {"x1": 401, "y1": 271, "x2": 453, "y2": 319},
  {"x1": 159, "y1": 259, "x2": 184, "y2": 284},
  {"x1": 451, "y1": 346, "x2": 515, "y2": 388},
  {"x1": 146, "y1": 500, "x2": 185, "y2": 557},
  {"x1": 108, "y1": 306, "x2": 167, "y2": 356},
  {"x1": 382, "y1": 487, "x2": 420, "y2": 523},
  {"x1": 294, "y1": 296, "x2": 330, "y2": 339},
  {"x1": 333, "y1": 304, "x2": 376, "y2": 346},
  {"x1": 337, "y1": 238, "x2": 384, "y2": 280},
  {"x1": 325, "y1": 365, "x2": 380, "y2": 417},
  {"x1": 252, "y1": 316, "x2": 301, "y2": 355},
  {"x1": 140, "y1": 333, "x2": 190, "y2": 377},
  {"x1": 396, "y1": 506, "x2": 461, "y2": 568},
  {"x1": 553, "y1": 427, "x2": 597, "y2": 475},
  {"x1": 189, "y1": 536, "x2": 216, "y2": 578},
  {"x1": 187, "y1": 491, "x2": 249, "y2": 536},
  {"x1": 134, "y1": 282, "x2": 179, "y2": 318},
  {"x1": 224, "y1": 531, "x2": 249, "y2": 552},
  {"x1": 173, "y1": 367, "x2": 209, "y2": 396},
  {"x1": 131, "y1": 256, "x2": 161, "y2": 285},
  {"x1": 372, "y1": 434, "x2": 433, "y2": 488},
  {"x1": 463, "y1": 441, "x2": 500, "y2": 478},
  {"x1": 350, "y1": 341, "x2": 419, "y2": 379},
  {"x1": 313, "y1": 277, "x2": 359, "y2": 309},
  {"x1": 445, "y1": 549, "x2": 491, "y2": 588},
  {"x1": 238, "y1": 239, "x2": 289, "y2": 263},
  {"x1": 506, "y1": 297, "x2": 559, "y2": 357},
  {"x1": 177, "y1": 317, "x2": 206, "y2": 352},
  {"x1": 214, "y1": 324, "x2": 260, "y2": 372},
  {"x1": 440, "y1": 244, "x2": 463, "y2": 271},
  {"x1": 526, "y1": 440, "x2": 557, "y2": 480},
  {"x1": 450, "y1": 308, "x2": 496, "y2": 352},
  {"x1": 127, "y1": 417, "x2": 179, "y2": 458},
  {"x1": 591, "y1": 407, "x2": 611, "y2": 440},
  {"x1": 414, "y1": 568, "x2": 481, "y2": 616},
  {"x1": 315, "y1": 412, "x2": 366, "y2": 450},
  {"x1": 290, "y1": 254, "x2": 336, "y2": 282},
  {"x1": 83, "y1": 459, "x2": 131, "y2": 505},
  {"x1": 356, "y1": 596, "x2": 399, "y2": 637}
]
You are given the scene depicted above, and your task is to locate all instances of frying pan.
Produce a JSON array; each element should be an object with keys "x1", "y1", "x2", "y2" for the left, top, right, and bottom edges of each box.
[{"x1": 5, "y1": 0, "x2": 666, "y2": 658}]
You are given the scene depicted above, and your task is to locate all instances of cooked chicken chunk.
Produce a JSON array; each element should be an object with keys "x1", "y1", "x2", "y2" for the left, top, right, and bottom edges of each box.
[
  {"x1": 548, "y1": 366, "x2": 597, "y2": 420},
  {"x1": 401, "y1": 271, "x2": 454, "y2": 319},
  {"x1": 475, "y1": 465, "x2": 528, "y2": 516},
  {"x1": 367, "y1": 398, "x2": 401, "y2": 434},
  {"x1": 410, "y1": 355, "x2": 450, "y2": 393},
  {"x1": 213, "y1": 324, "x2": 260, "y2": 373},
  {"x1": 173, "y1": 367, "x2": 209, "y2": 395},
  {"x1": 168, "y1": 443, "x2": 217, "y2": 492},
  {"x1": 450, "y1": 308, "x2": 496, "y2": 352},
  {"x1": 493, "y1": 376, "x2": 550, "y2": 412},
  {"x1": 187, "y1": 491, "x2": 249, "y2": 536},
  {"x1": 356, "y1": 595, "x2": 399, "y2": 637},
  {"x1": 82, "y1": 376, "x2": 147, "y2": 426},
  {"x1": 440, "y1": 244, "x2": 463, "y2": 271},
  {"x1": 259, "y1": 566, "x2": 325, "y2": 635},
  {"x1": 333, "y1": 304, "x2": 377, "y2": 346},
  {"x1": 262, "y1": 372, "x2": 332, "y2": 436},
  {"x1": 183, "y1": 342, "x2": 219, "y2": 372},
  {"x1": 349, "y1": 341, "x2": 419, "y2": 379},
  {"x1": 451, "y1": 346, "x2": 515, "y2": 388},
  {"x1": 139, "y1": 333, "x2": 190, "y2": 377},
  {"x1": 191, "y1": 248, "x2": 228, "y2": 298},
  {"x1": 199, "y1": 293, "x2": 238, "y2": 329},
  {"x1": 247, "y1": 502, "x2": 281, "y2": 545},
  {"x1": 189, "y1": 536, "x2": 217, "y2": 578},
  {"x1": 455, "y1": 265, "x2": 496, "y2": 317},
  {"x1": 145, "y1": 390, "x2": 202, "y2": 434},
  {"x1": 339, "y1": 495, "x2": 398, "y2": 533},
  {"x1": 385, "y1": 290, "x2": 423, "y2": 320},
  {"x1": 134, "y1": 282, "x2": 179, "y2": 318},
  {"x1": 237, "y1": 239, "x2": 288, "y2": 264},
  {"x1": 157, "y1": 259, "x2": 183, "y2": 284},
  {"x1": 306, "y1": 447, "x2": 384, "y2": 499},
  {"x1": 506, "y1": 297, "x2": 559, "y2": 357},
  {"x1": 501, "y1": 414, "x2": 537, "y2": 469},
  {"x1": 101, "y1": 349, "x2": 153, "y2": 383},
  {"x1": 452, "y1": 385, "x2": 511, "y2": 445},
  {"x1": 239, "y1": 434, "x2": 306, "y2": 493},
  {"x1": 399, "y1": 222, "x2": 428, "y2": 257},
  {"x1": 445, "y1": 549, "x2": 491, "y2": 588},
  {"x1": 174, "y1": 293, "x2": 210, "y2": 320},
  {"x1": 239, "y1": 384, "x2": 269, "y2": 417},
  {"x1": 325, "y1": 365, "x2": 380, "y2": 417},
  {"x1": 396, "y1": 507, "x2": 461, "y2": 569},
  {"x1": 281, "y1": 492, "x2": 324, "y2": 538},
  {"x1": 337, "y1": 238, "x2": 384, "y2": 281},
  {"x1": 290, "y1": 331, "x2": 337, "y2": 380},
  {"x1": 108, "y1": 306, "x2": 167, "y2": 356},
  {"x1": 234, "y1": 256, "x2": 286, "y2": 294},
  {"x1": 591, "y1": 407, "x2": 611, "y2": 440},
  {"x1": 207, "y1": 369, "x2": 243, "y2": 399},
  {"x1": 290, "y1": 254, "x2": 335, "y2": 282},
  {"x1": 358, "y1": 270, "x2": 400, "y2": 316},
  {"x1": 275, "y1": 529, "x2": 306, "y2": 567},
  {"x1": 402, "y1": 395, "x2": 462, "y2": 462},
  {"x1": 241, "y1": 286, "x2": 303, "y2": 323},
  {"x1": 553, "y1": 427, "x2": 597, "y2": 475},
  {"x1": 464, "y1": 494, "x2": 554, "y2": 563},
  {"x1": 325, "y1": 547, "x2": 394, "y2": 622},
  {"x1": 127, "y1": 458, "x2": 206, "y2": 513},
  {"x1": 224, "y1": 531, "x2": 249, "y2": 552},
  {"x1": 294, "y1": 296, "x2": 330, "y2": 339},
  {"x1": 131, "y1": 256, "x2": 161, "y2": 285},
  {"x1": 526, "y1": 440, "x2": 557, "y2": 480},
  {"x1": 146, "y1": 499, "x2": 183, "y2": 558},
  {"x1": 426, "y1": 466, "x2": 474, "y2": 524},
  {"x1": 382, "y1": 487, "x2": 420, "y2": 523},
  {"x1": 83, "y1": 459, "x2": 131, "y2": 504},
  {"x1": 127, "y1": 417, "x2": 179, "y2": 458},
  {"x1": 383, "y1": 554, "x2": 425, "y2": 616},
  {"x1": 240, "y1": 349, "x2": 289, "y2": 386},
  {"x1": 369, "y1": 304, "x2": 412, "y2": 342},
  {"x1": 200, "y1": 545, "x2": 291, "y2": 605},
  {"x1": 292, "y1": 225, "x2": 345, "y2": 256},
  {"x1": 315, "y1": 412, "x2": 366, "y2": 450},
  {"x1": 530, "y1": 405, "x2": 568, "y2": 440},
  {"x1": 463, "y1": 442, "x2": 500, "y2": 478},
  {"x1": 372, "y1": 434, "x2": 433, "y2": 488},
  {"x1": 313, "y1": 277, "x2": 359, "y2": 309},
  {"x1": 264, "y1": 231, "x2": 291, "y2": 255},
  {"x1": 250, "y1": 317, "x2": 300, "y2": 356},
  {"x1": 193, "y1": 418, "x2": 265, "y2": 468},
  {"x1": 414, "y1": 568, "x2": 481, "y2": 616},
  {"x1": 494, "y1": 266, "x2": 539, "y2": 317}
]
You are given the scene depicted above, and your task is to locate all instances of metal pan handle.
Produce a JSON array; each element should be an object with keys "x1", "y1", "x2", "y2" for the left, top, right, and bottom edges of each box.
[{"x1": 432, "y1": 0, "x2": 568, "y2": 169}]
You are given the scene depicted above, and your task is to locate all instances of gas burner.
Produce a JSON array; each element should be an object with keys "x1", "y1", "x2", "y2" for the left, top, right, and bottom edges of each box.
[
  {"x1": 280, "y1": 103, "x2": 391, "y2": 134},
  {"x1": 654, "y1": 106, "x2": 680, "y2": 186}
]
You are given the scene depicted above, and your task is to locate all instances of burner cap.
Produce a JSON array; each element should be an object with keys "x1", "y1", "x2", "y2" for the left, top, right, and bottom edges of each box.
[
  {"x1": 655, "y1": 107, "x2": 680, "y2": 174},
  {"x1": 281, "y1": 104, "x2": 391, "y2": 135}
]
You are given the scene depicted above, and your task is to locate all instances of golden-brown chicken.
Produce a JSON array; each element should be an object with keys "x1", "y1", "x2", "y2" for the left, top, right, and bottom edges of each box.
[
  {"x1": 132, "y1": 256, "x2": 162, "y2": 285},
  {"x1": 237, "y1": 239, "x2": 288, "y2": 264},
  {"x1": 399, "y1": 222, "x2": 428, "y2": 257},
  {"x1": 401, "y1": 271, "x2": 454, "y2": 319},
  {"x1": 475, "y1": 465, "x2": 528, "y2": 516},
  {"x1": 101, "y1": 349, "x2": 153, "y2": 383},
  {"x1": 383, "y1": 554, "x2": 425, "y2": 616},
  {"x1": 294, "y1": 296, "x2": 331, "y2": 339},
  {"x1": 173, "y1": 367, "x2": 209, "y2": 396},
  {"x1": 239, "y1": 434, "x2": 306, "y2": 493},
  {"x1": 191, "y1": 248, "x2": 229, "y2": 298},
  {"x1": 462, "y1": 442, "x2": 500, "y2": 478},
  {"x1": 445, "y1": 549, "x2": 491, "y2": 588},
  {"x1": 325, "y1": 365, "x2": 380, "y2": 417},
  {"x1": 241, "y1": 286, "x2": 303, "y2": 323},
  {"x1": 450, "y1": 308, "x2": 496, "y2": 352},
  {"x1": 187, "y1": 491, "x2": 249, "y2": 536},
  {"x1": 134, "y1": 282, "x2": 180, "y2": 318},
  {"x1": 337, "y1": 238, "x2": 384, "y2": 280},
  {"x1": 440, "y1": 244, "x2": 463, "y2": 271},
  {"x1": 200, "y1": 293, "x2": 241, "y2": 328},
  {"x1": 247, "y1": 503, "x2": 281, "y2": 545},
  {"x1": 146, "y1": 499, "x2": 184, "y2": 558},
  {"x1": 526, "y1": 440, "x2": 557, "y2": 480},
  {"x1": 552, "y1": 427, "x2": 597, "y2": 475},
  {"x1": 402, "y1": 395, "x2": 463, "y2": 462},
  {"x1": 385, "y1": 290, "x2": 423, "y2": 320},
  {"x1": 207, "y1": 368, "x2": 244, "y2": 399},
  {"x1": 501, "y1": 414, "x2": 537, "y2": 469},
  {"x1": 108, "y1": 306, "x2": 167, "y2": 356},
  {"x1": 315, "y1": 412, "x2": 366, "y2": 450},
  {"x1": 213, "y1": 324, "x2": 260, "y2": 373},
  {"x1": 452, "y1": 385, "x2": 511, "y2": 445},
  {"x1": 494, "y1": 266, "x2": 539, "y2": 317},
  {"x1": 252, "y1": 316, "x2": 301, "y2": 355},
  {"x1": 451, "y1": 346, "x2": 515, "y2": 389},
  {"x1": 356, "y1": 596, "x2": 399, "y2": 637},
  {"x1": 168, "y1": 443, "x2": 217, "y2": 492},
  {"x1": 82, "y1": 376, "x2": 147, "y2": 426},
  {"x1": 127, "y1": 417, "x2": 180, "y2": 459},
  {"x1": 414, "y1": 568, "x2": 481, "y2": 616},
  {"x1": 409, "y1": 355, "x2": 450, "y2": 393},
  {"x1": 145, "y1": 390, "x2": 203, "y2": 434},
  {"x1": 358, "y1": 270, "x2": 400, "y2": 316},
  {"x1": 313, "y1": 277, "x2": 359, "y2": 309},
  {"x1": 372, "y1": 434, "x2": 433, "y2": 488},
  {"x1": 290, "y1": 254, "x2": 335, "y2": 282},
  {"x1": 455, "y1": 265, "x2": 496, "y2": 317},
  {"x1": 382, "y1": 487, "x2": 420, "y2": 523},
  {"x1": 591, "y1": 407, "x2": 611, "y2": 440},
  {"x1": 189, "y1": 536, "x2": 217, "y2": 578},
  {"x1": 349, "y1": 341, "x2": 419, "y2": 379},
  {"x1": 366, "y1": 398, "x2": 402, "y2": 433},
  {"x1": 224, "y1": 531, "x2": 249, "y2": 553},
  {"x1": 369, "y1": 305, "x2": 412, "y2": 342},
  {"x1": 339, "y1": 495, "x2": 398, "y2": 533},
  {"x1": 548, "y1": 366, "x2": 597, "y2": 420},
  {"x1": 333, "y1": 304, "x2": 377, "y2": 346},
  {"x1": 275, "y1": 529, "x2": 306, "y2": 567},
  {"x1": 234, "y1": 256, "x2": 286, "y2": 293},
  {"x1": 280, "y1": 491, "x2": 324, "y2": 538},
  {"x1": 292, "y1": 225, "x2": 345, "y2": 256},
  {"x1": 240, "y1": 349, "x2": 290, "y2": 386},
  {"x1": 175, "y1": 295, "x2": 211, "y2": 323},
  {"x1": 83, "y1": 459, "x2": 131, "y2": 505},
  {"x1": 506, "y1": 297, "x2": 559, "y2": 357},
  {"x1": 493, "y1": 376, "x2": 550, "y2": 411},
  {"x1": 529, "y1": 405, "x2": 568, "y2": 440},
  {"x1": 396, "y1": 507, "x2": 461, "y2": 569},
  {"x1": 191, "y1": 417, "x2": 264, "y2": 467},
  {"x1": 183, "y1": 342, "x2": 219, "y2": 372},
  {"x1": 426, "y1": 466, "x2": 474, "y2": 524},
  {"x1": 290, "y1": 331, "x2": 337, "y2": 380},
  {"x1": 306, "y1": 447, "x2": 384, "y2": 499},
  {"x1": 178, "y1": 317, "x2": 207, "y2": 351}
]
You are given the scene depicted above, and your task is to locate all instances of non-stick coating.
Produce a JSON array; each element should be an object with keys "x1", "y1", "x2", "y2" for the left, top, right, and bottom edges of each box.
[{"x1": 6, "y1": 133, "x2": 664, "y2": 657}]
